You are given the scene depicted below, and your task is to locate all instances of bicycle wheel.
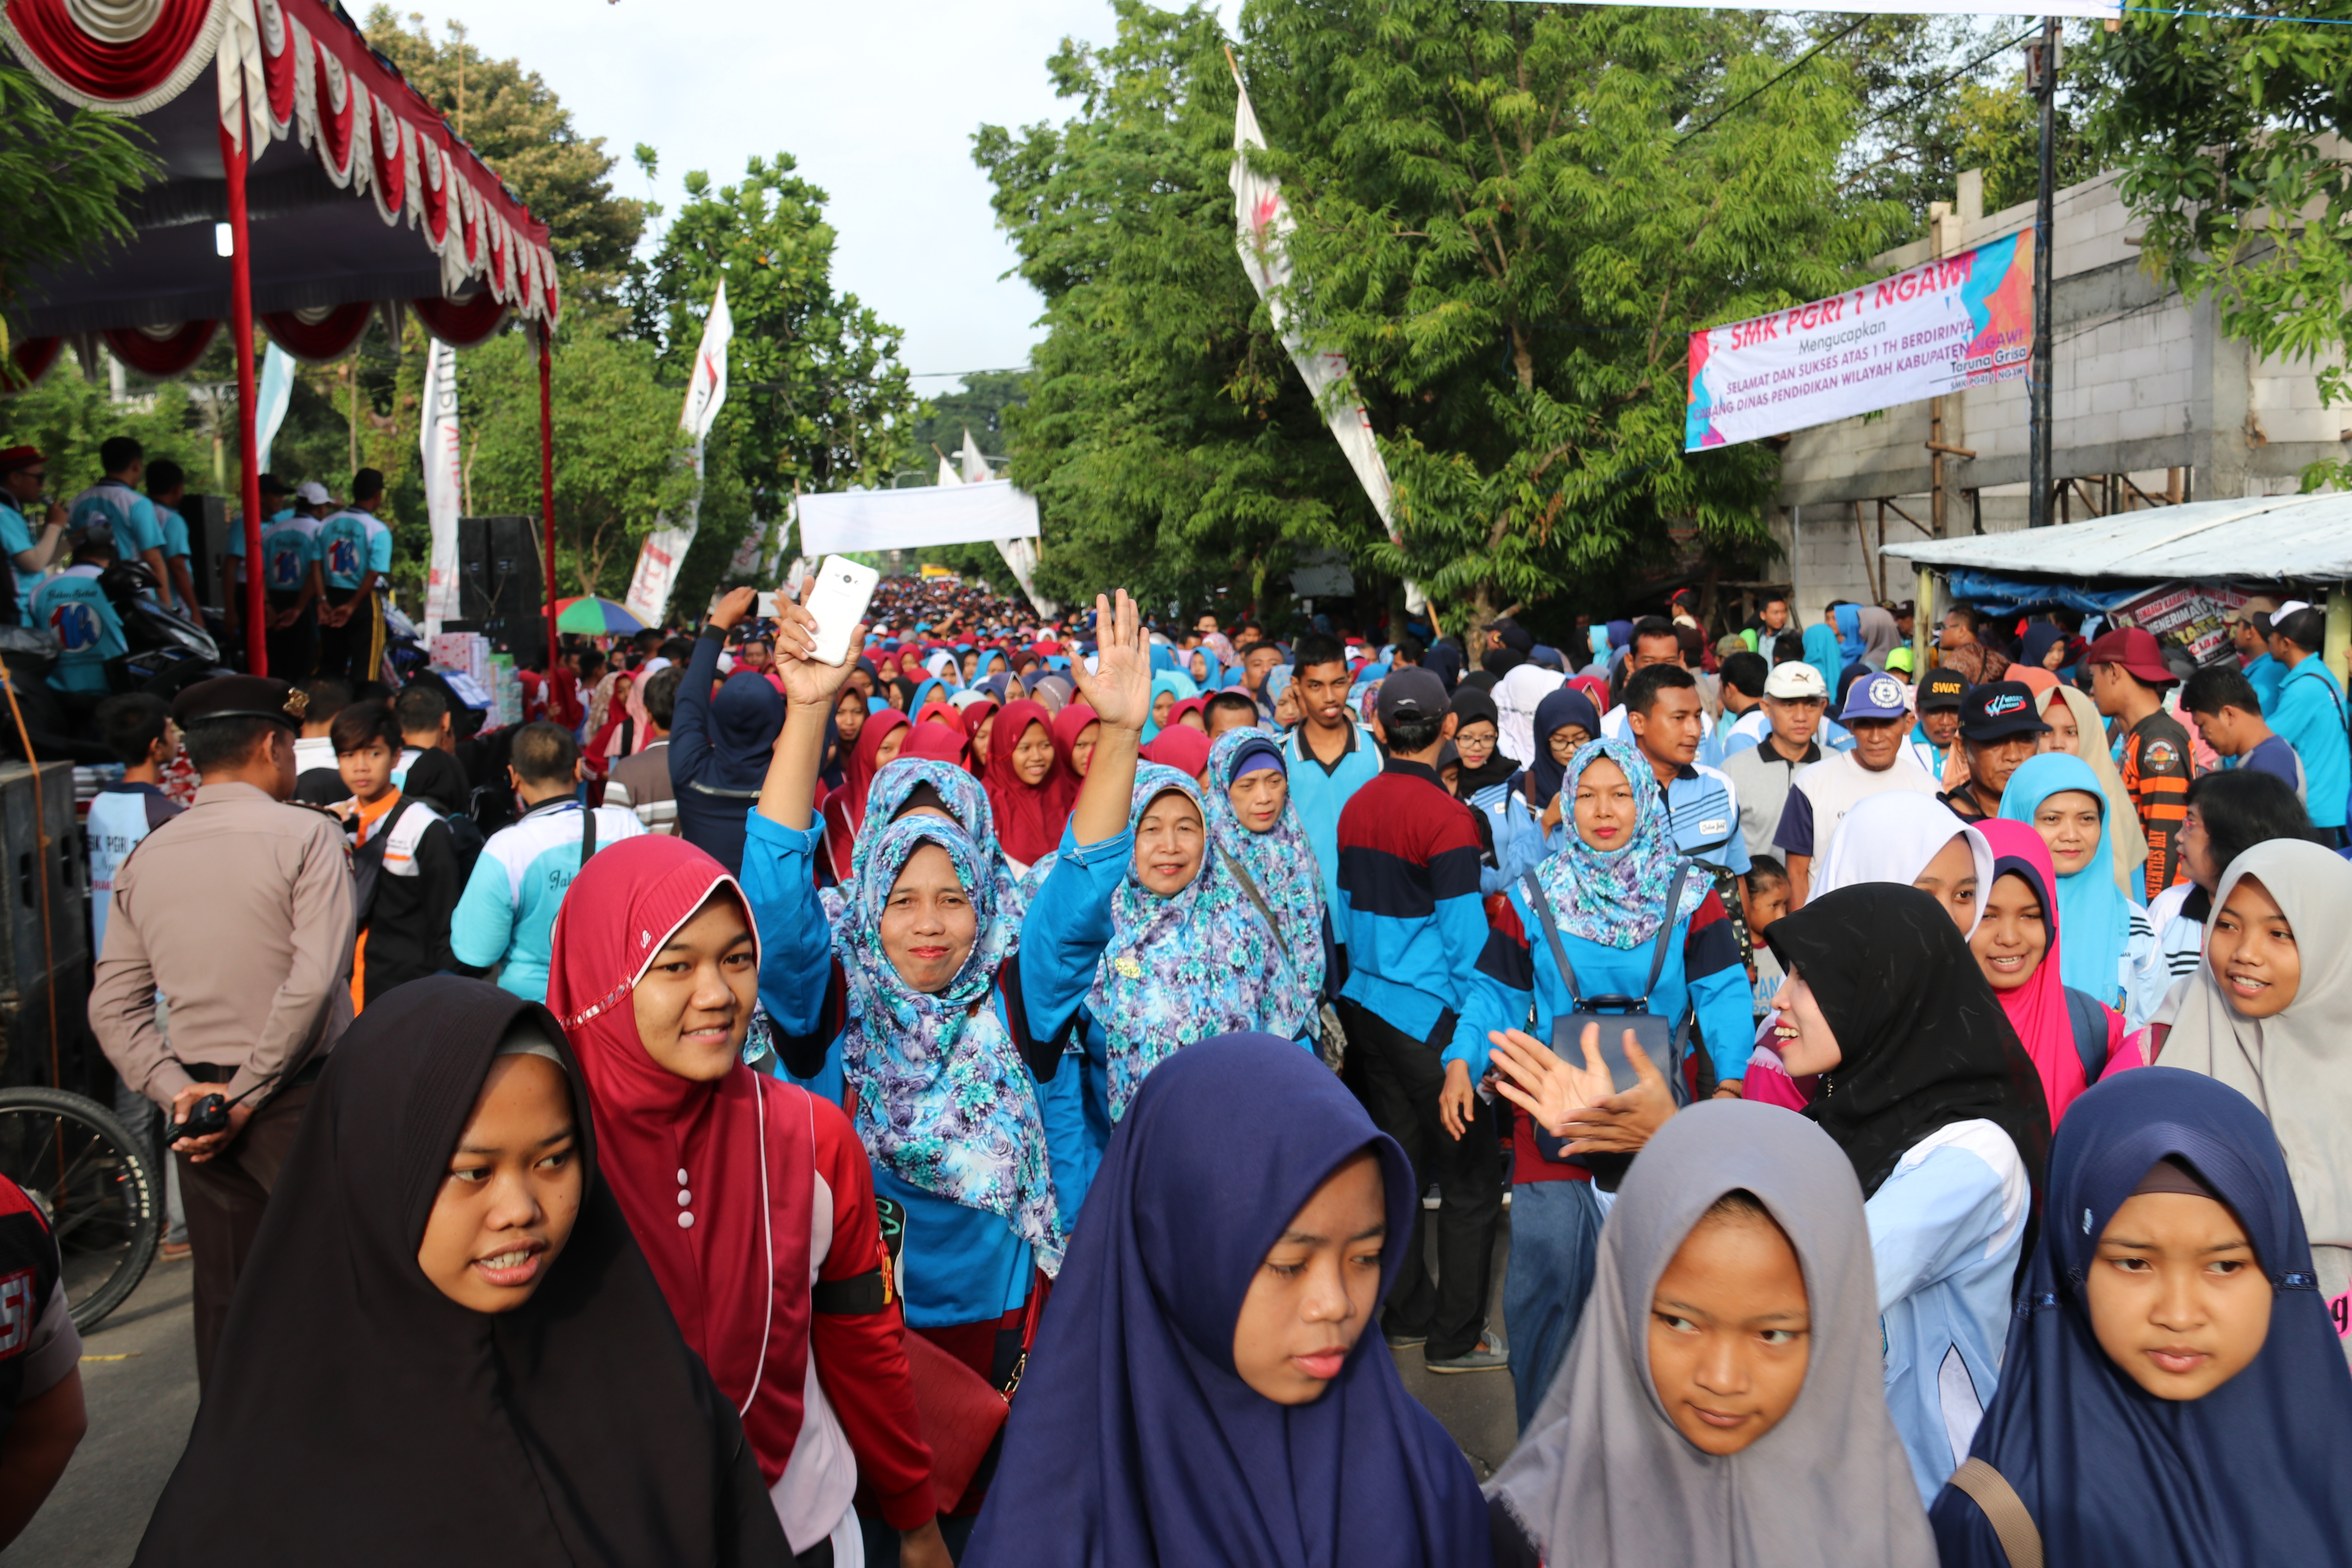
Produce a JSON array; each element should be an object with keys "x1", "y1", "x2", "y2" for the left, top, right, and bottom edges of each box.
[{"x1": 0, "y1": 1086, "x2": 161, "y2": 1331}]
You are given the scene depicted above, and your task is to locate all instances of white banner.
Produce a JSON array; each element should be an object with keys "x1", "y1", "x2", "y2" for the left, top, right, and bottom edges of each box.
[
  {"x1": 1601, "y1": 0, "x2": 2116, "y2": 14},
  {"x1": 420, "y1": 337, "x2": 463, "y2": 634},
  {"x1": 1687, "y1": 227, "x2": 2034, "y2": 452},
  {"x1": 624, "y1": 284, "x2": 734, "y2": 626},
  {"x1": 254, "y1": 342, "x2": 296, "y2": 476},
  {"x1": 797, "y1": 479, "x2": 1040, "y2": 557}
]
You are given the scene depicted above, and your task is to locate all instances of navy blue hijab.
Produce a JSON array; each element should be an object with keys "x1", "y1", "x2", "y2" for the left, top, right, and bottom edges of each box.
[
  {"x1": 1930, "y1": 1068, "x2": 2352, "y2": 1567},
  {"x1": 963, "y1": 1035, "x2": 1487, "y2": 1568},
  {"x1": 1523, "y1": 686, "x2": 1602, "y2": 809}
]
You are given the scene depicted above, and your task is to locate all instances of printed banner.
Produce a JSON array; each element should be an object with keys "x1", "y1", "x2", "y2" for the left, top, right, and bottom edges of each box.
[
  {"x1": 2108, "y1": 580, "x2": 2251, "y2": 668},
  {"x1": 624, "y1": 284, "x2": 733, "y2": 627},
  {"x1": 1597, "y1": 0, "x2": 2116, "y2": 14},
  {"x1": 1686, "y1": 227, "x2": 2034, "y2": 452},
  {"x1": 419, "y1": 337, "x2": 463, "y2": 634}
]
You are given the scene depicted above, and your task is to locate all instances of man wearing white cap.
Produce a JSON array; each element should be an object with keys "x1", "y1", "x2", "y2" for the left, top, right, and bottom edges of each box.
[
  {"x1": 1773, "y1": 671, "x2": 1940, "y2": 903},
  {"x1": 1719, "y1": 661, "x2": 1828, "y2": 860}
]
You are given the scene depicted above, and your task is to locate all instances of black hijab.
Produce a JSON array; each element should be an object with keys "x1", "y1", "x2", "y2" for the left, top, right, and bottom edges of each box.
[
  {"x1": 135, "y1": 976, "x2": 789, "y2": 1568},
  {"x1": 1445, "y1": 689, "x2": 1517, "y2": 797},
  {"x1": 1766, "y1": 883, "x2": 2051, "y2": 1203}
]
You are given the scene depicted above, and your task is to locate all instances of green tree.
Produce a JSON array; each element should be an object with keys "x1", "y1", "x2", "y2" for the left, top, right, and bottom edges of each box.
[
  {"x1": 460, "y1": 323, "x2": 697, "y2": 601},
  {"x1": 365, "y1": 9, "x2": 652, "y2": 307},
  {"x1": 0, "y1": 363, "x2": 203, "y2": 497},
  {"x1": 2083, "y1": 10, "x2": 2352, "y2": 483},
  {"x1": 632, "y1": 154, "x2": 917, "y2": 534},
  {"x1": 974, "y1": 3, "x2": 1365, "y2": 619},
  {"x1": 0, "y1": 61, "x2": 155, "y2": 369}
]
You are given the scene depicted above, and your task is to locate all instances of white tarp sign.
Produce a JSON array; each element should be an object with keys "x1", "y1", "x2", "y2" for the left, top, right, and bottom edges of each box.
[
  {"x1": 1606, "y1": 0, "x2": 2116, "y2": 14},
  {"x1": 420, "y1": 337, "x2": 463, "y2": 633},
  {"x1": 254, "y1": 342, "x2": 296, "y2": 475},
  {"x1": 625, "y1": 284, "x2": 733, "y2": 625},
  {"x1": 1230, "y1": 68, "x2": 1423, "y2": 613},
  {"x1": 797, "y1": 480, "x2": 1040, "y2": 557},
  {"x1": 1686, "y1": 227, "x2": 2035, "y2": 452}
]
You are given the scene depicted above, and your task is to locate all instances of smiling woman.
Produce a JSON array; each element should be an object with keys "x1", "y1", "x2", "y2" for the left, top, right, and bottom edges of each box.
[{"x1": 132, "y1": 977, "x2": 796, "y2": 1568}]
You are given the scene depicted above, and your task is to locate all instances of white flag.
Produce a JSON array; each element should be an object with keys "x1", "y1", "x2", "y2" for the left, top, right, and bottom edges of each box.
[
  {"x1": 626, "y1": 284, "x2": 734, "y2": 626},
  {"x1": 420, "y1": 337, "x2": 463, "y2": 634},
  {"x1": 254, "y1": 343, "x2": 296, "y2": 476},
  {"x1": 953, "y1": 428, "x2": 1055, "y2": 617}
]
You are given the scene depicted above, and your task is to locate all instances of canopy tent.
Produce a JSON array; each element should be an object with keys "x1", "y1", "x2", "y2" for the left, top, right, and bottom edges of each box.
[
  {"x1": 2, "y1": 0, "x2": 562, "y2": 674},
  {"x1": 1880, "y1": 490, "x2": 2352, "y2": 670}
]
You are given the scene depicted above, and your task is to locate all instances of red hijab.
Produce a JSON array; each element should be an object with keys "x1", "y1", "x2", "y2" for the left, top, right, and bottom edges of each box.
[
  {"x1": 1140, "y1": 724, "x2": 1211, "y2": 778},
  {"x1": 1049, "y1": 702, "x2": 1099, "y2": 813},
  {"x1": 982, "y1": 699, "x2": 1063, "y2": 865},
  {"x1": 823, "y1": 708, "x2": 909, "y2": 879},
  {"x1": 1977, "y1": 819, "x2": 2100, "y2": 1124},
  {"x1": 962, "y1": 697, "x2": 1001, "y2": 771},
  {"x1": 915, "y1": 700, "x2": 965, "y2": 733},
  {"x1": 902, "y1": 722, "x2": 970, "y2": 768},
  {"x1": 546, "y1": 835, "x2": 817, "y2": 1484}
]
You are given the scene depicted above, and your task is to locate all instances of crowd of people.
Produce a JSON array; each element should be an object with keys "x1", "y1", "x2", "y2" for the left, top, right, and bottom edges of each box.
[{"x1": 3, "y1": 547, "x2": 2349, "y2": 1568}]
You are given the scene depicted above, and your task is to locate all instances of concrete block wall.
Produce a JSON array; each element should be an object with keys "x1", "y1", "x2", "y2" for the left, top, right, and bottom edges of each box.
[{"x1": 1767, "y1": 165, "x2": 2348, "y2": 623}]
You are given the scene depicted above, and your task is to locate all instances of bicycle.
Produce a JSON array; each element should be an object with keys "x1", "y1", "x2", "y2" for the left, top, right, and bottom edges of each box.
[{"x1": 0, "y1": 1085, "x2": 160, "y2": 1331}]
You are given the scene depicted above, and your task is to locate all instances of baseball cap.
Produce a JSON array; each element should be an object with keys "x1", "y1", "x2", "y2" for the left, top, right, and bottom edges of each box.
[
  {"x1": 295, "y1": 480, "x2": 332, "y2": 506},
  {"x1": 1957, "y1": 681, "x2": 2052, "y2": 742},
  {"x1": 1763, "y1": 662, "x2": 1827, "y2": 701},
  {"x1": 2223, "y1": 595, "x2": 2279, "y2": 626},
  {"x1": 0, "y1": 445, "x2": 42, "y2": 474},
  {"x1": 1376, "y1": 666, "x2": 1449, "y2": 726},
  {"x1": 2084, "y1": 626, "x2": 2176, "y2": 686},
  {"x1": 1918, "y1": 668, "x2": 1970, "y2": 712},
  {"x1": 1838, "y1": 672, "x2": 1911, "y2": 723},
  {"x1": 258, "y1": 473, "x2": 293, "y2": 497}
]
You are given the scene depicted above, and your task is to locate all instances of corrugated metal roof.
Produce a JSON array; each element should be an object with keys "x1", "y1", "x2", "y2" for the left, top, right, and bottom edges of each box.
[{"x1": 1878, "y1": 492, "x2": 2352, "y2": 582}]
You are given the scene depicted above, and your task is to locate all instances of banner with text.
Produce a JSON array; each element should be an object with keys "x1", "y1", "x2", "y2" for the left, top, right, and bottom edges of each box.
[{"x1": 1686, "y1": 227, "x2": 2033, "y2": 452}]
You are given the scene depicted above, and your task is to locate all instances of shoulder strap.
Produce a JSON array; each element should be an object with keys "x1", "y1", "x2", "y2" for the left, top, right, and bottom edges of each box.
[
  {"x1": 1519, "y1": 870, "x2": 1585, "y2": 1006},
  {"x1": 581, "y1": 801, "x2": 597, "y2": 866},
  {"x1": 1217, "y1": 846, "x2": 1299, "y2": 982},
  {"x1": 2062, "y1": 985, "x2": 2110, "y2": 1084},
  {"x1": 1946, "y1": 1457, "x2": 2045, "y2": 1568},
  {"x1": 1640, "y1": 864, "x2": 1693, "y2": 1007}
]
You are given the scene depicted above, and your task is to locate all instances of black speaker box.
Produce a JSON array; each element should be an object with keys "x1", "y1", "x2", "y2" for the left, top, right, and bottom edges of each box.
[
  {"x1": 0, "y1": 762, "x2": 94, "y2": 1090},
  {"x1": 450, "y1": 515, "x2": 545, "y2": 657}
]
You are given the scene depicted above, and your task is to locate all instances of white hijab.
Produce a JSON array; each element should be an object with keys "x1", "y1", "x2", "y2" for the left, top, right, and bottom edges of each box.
[
  {"x1": 1811, "y1": 790, "x2": 1995, "y2": 936},
  {"x1": 2160, "y1": 838, "x2": 2352, "y2": 1250},
  {"x1": 1494, "y1": 663, "x2": 1564, "y2": 767}
]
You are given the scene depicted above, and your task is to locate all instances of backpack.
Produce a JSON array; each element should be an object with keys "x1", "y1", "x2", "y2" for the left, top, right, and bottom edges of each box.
[{"x1": 2061, "y1": 985, "x2": 2112, "y2": 1085}]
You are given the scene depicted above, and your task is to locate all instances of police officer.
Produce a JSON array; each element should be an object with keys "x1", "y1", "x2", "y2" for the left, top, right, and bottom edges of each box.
[{"x1": 89, "y1": 676, "x2": 354, "y2": 1384}]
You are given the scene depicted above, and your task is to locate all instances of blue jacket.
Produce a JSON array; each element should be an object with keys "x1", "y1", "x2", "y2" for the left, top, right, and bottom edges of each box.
[
  {"x1": 1334, "y1": 759, "x2": 1489, "y2": 1040},
  {"x1": 744, "y1": 809, "x2": 1132, "y2": 1326},
  {"x1": 668, "y1": 632, "x2": 786, "y2": 875},
  {"x1": 2243, "y1": 650, "x2": 2285, "y2": 712},
  {"x1": 2270, "y1": 654, "x2": 2349, "y2": 829}
]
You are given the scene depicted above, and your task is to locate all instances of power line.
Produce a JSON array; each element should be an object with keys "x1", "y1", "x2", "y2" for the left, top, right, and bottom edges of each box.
[
  {"x1": 906, "y1": 366, "x2": 1031, "y2": 380},
  {"x1": 1851, "y1": 23, "x2": 2042, "y2": 138},
  {"x1": 1674, "y1": 15, "x2": 1871, "y2": 149}
]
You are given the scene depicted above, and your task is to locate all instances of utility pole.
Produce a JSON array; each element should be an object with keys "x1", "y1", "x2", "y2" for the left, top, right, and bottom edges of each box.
[{"x1": 2027, "y1": 18, "x2": 2058, "y2": 527}]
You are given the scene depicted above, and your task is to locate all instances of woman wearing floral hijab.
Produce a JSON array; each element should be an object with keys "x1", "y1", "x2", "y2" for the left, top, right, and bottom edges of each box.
[
  {"x1": 739, "y1": 588, "x2": 1153, "y2": 1461},
  {"x1": 1448, "y1": 737, "x2": 1754, "y2": 1425}
]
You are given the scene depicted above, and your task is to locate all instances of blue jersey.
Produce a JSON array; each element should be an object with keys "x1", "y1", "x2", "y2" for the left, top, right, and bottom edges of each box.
[
  {"x1": 314, "y1": 508, "x2": 391, "y2": 590},
  {"x1": 65, "y1": 480, "x2": 163, "y2": 560},
  {"x1": 0, "y1": 500, "x2": 40, "y2": 624},
  {"x1": 450, "y1": 797, "x2": 648, "y2": 1002},
  {"x1": 87, "y1": 784, "x2": 181, "y2": 956},
  {"x1": 31, "y1": 565, "x2": 126, "y2": 693},
  {"x1": 257, "y1": 515, "x2": 321, "y2": 595},
  {"x1": 157, "y1": 503, "x2": 189, "y2": 561}
]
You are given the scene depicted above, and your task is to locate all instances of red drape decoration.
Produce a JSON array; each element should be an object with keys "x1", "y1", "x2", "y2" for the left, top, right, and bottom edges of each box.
[
  {"x1": 0, "y1": 0, "x2": 218, "y2": 104},
  {"x1": 411, "y1": 294, "x2": 509, "y2": 349},
  {"x1": 260, "y1": 303, "x2": 373, "y2": 363},
  {"x1": 103, "y1": 320, "x2": 220, "y2": 377},
  {"x1": 5, "y1": 338, "x2": 63, "y2": 392}
]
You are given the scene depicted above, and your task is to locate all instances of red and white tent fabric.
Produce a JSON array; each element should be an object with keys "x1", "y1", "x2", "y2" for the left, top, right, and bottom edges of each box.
[{"x1": 1, "y1": 0, "x2": 563, "y2": 672}]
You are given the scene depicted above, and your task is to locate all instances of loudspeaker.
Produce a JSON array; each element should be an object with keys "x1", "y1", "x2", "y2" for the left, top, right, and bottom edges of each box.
[
  {"x1": 0, "y1": 761, "x2": 94, "y2": 1091},
  {"x1": 181, "y1": 494, "x2": 230, "y2": 610},
  {"x1": 451, "y1": 515, "x2": 545, "y2": 657}
]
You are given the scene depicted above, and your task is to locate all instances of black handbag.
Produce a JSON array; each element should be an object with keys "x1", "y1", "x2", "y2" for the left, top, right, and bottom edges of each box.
[{"x1": 1518, "y1": 863, "x2": 1696, "y2": 1168}]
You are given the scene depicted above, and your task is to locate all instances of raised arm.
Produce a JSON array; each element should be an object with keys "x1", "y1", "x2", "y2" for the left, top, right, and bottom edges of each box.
[{"x1": 1065, "y1": 591, "x2": 1150, "y2": 847}]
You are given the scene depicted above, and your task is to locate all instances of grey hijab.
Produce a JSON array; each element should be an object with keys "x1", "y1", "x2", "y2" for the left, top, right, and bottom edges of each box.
[
  {"x1": 1485, "y1": 1100, "x2": 1935, "y2": 1568},
  {"x1": 1857, "y1": 605, "x2": 1900, "y2": 669},
  {"x1": 2159, "y1": 837, "x2": 2352, "y2": 1251}
]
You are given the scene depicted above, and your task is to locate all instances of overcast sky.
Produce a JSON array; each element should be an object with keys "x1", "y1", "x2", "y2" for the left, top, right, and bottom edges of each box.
[{"x1": 400, "y1": 0, "x2": 1240, "y2": 386}]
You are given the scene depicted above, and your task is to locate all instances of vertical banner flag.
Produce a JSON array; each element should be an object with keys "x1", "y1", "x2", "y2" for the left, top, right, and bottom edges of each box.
[
  {"x1": 952, "y1": 428, "x2": 1056, "y2": 617},
  {"x1": 625, "y1": 284, "x2": 733, "y2": 625},
  {"x1": 254, "y1": 342, "x2": 297, "y2": 475},
  {"x1": 1686, "y1": 228, "x2": 2034, "y2": 452},
  {"x1": 1228, "y1": 63, "x2": 1425, "y2": 615},
  {"x1": 420, "y1": 337, "x2": 463, "y2": 634}
]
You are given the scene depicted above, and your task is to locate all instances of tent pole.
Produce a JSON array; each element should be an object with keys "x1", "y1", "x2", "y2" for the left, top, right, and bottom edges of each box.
[
  {"x1": 220, "y1": 120, "x2": 267, "y2": 675},
  {"x1": 539, "y1": 326, "x2": 557, "y2": 672}
]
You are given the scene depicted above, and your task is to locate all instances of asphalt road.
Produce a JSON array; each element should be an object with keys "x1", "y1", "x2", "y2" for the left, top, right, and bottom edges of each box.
[{"x1": 6, "y1": 1214, "x2": 1522, "y2": 1565}]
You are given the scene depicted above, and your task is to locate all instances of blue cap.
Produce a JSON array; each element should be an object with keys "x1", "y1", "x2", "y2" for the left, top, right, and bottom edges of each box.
[{"x1": 1838, "y1": 672, "x2": 1911, "y2": 723}]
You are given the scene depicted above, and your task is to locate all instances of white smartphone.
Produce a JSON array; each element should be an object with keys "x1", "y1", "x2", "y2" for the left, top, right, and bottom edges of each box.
[{"x1": 800, "y1": 555, "x2": 878, "y2": 666}]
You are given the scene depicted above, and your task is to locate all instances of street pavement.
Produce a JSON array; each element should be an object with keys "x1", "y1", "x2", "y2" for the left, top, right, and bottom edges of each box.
[{"x1": 5, "y1": 1215, "x2": 1522, "y2": 1564}]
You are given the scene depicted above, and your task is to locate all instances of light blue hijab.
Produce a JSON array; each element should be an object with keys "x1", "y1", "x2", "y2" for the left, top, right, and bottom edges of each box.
[{"x1": 1998, "y1": 752, "x2": 2132, "y2": 1003}]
